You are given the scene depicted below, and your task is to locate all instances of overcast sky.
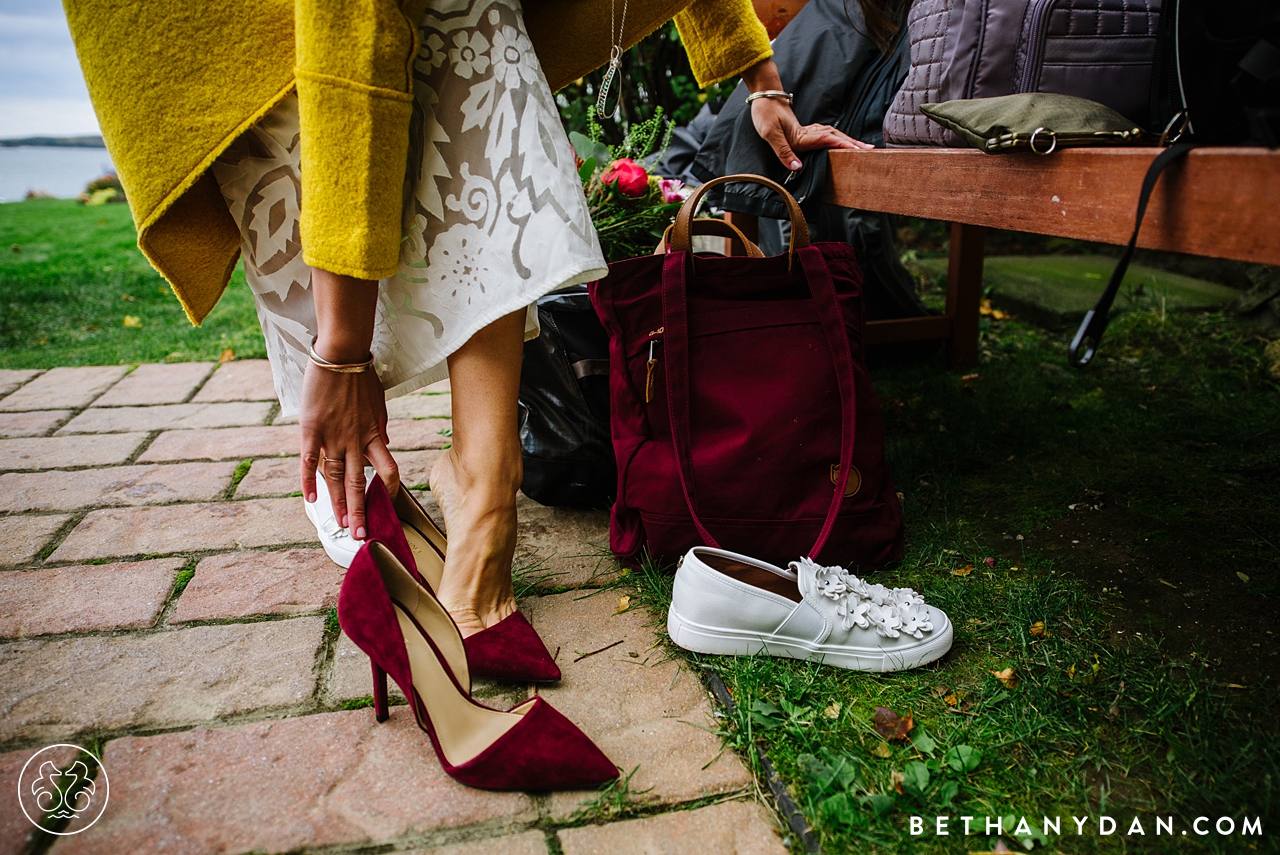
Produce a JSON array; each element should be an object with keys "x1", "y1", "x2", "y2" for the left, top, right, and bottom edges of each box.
[{"x1": 0, "y1": 0, "x2": 101, "y2": 138}]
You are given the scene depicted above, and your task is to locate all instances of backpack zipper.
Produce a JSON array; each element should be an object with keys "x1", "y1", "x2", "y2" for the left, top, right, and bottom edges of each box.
[
  {"x1": 1018, "y1": 0, "x2": 1056, "y2": 94},
  {"x1": 645, "y1": 330, "x2": 663, "y2": 403}
]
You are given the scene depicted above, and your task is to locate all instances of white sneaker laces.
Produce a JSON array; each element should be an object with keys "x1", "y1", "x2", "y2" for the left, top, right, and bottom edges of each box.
[{"x1": 789, "y1": 557, "x2": 935, "y2": 640}]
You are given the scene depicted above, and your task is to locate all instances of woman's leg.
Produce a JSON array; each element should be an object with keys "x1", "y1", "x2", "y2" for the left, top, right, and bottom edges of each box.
[{"x1": 429, "y1": 309, "x2": 526, "y2": 637}]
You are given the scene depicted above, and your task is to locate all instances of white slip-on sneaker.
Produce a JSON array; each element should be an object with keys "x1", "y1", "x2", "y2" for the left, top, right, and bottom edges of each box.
[
  {"x1": 303, "y1": 466, "x2": 376, "y2": 569},
  {"x1": 667, "y1": 547, "x2": 953, "y2": 672}
]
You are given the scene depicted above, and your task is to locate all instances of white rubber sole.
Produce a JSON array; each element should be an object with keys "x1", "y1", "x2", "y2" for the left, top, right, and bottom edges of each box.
[{"x1": 667, "y1": 607, "x2": 954, "y2": 673}]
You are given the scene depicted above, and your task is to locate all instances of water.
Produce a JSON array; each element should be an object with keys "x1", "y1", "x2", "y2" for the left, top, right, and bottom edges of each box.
[{"x1": 0, "y1": 146, "x2": 116, "y2": 203}]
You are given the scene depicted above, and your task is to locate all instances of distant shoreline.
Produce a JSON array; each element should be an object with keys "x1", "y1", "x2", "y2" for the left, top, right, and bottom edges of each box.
[{"x1": 0, "y1": 136, "x2": 105, "y2": 149}]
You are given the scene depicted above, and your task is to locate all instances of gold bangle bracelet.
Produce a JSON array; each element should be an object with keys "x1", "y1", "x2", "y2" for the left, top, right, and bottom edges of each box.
[
  {"x1": 745, "y1": 90, "x2": 794, "y2": 105},
  {"x1": 308, "y1": 338, "x2": 374, "y2": 374}
]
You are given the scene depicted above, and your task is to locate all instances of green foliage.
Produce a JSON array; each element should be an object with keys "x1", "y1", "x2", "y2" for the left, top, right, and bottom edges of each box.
[
  {"x1": 574, "y1": 108, "x2": 682, "y2": 262},
  {"x1": 0, "y1": 198, "x2": 265, "y2": 368}
]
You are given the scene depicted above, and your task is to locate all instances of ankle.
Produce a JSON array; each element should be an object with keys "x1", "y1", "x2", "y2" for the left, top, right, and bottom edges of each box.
[{"x1": 445, "y1": 446, "x2": 522, "y2": 500}]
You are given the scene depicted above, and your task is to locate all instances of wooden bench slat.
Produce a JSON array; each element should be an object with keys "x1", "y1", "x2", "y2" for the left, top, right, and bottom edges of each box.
[{"x1": 825, "y1": 147, "x2": 1280, "y2": 266}]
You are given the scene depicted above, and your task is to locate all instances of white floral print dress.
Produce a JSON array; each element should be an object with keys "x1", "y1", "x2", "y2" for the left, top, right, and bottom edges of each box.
[{"x1": 211, "y1": 0, "x2": 606, "y2": 415}]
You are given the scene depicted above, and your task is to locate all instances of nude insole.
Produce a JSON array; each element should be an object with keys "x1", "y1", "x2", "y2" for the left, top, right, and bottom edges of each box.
[
  {"x1": 380, "y1": 548, "x2": 467, "y2": 687},
  {"x1": 703, "y1": 554, "x2": 803, "y2": 602},
  {"x1": 393, "y1": 603, "x2": 530, "y2": 767},
  {"x1": 403, "y1": 524, "x2": 445, "y2": 591},
  {"x1": 394, "y1": 489, "x2": 448, "y2": 590}
]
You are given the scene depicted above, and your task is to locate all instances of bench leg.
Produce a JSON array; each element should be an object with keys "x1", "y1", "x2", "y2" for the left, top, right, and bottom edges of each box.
[{"x1": 946, "y1": 223, "x2": 986, "y2": 369}]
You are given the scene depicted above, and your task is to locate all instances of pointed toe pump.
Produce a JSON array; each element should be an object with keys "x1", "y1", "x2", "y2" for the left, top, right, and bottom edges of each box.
[
  {"x1": 365, "y1": 475, "x2": 562, "y2": 683},
  {"x1": 337, "y1": 540, "x2": 618, "y2": 791}
]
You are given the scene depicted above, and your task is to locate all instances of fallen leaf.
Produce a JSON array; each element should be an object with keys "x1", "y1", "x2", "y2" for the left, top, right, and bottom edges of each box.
[
  {"x1": 931, "y1": 685, "x2": 950, "y2": 698},
  {"x1": 1068, "y1": 664, "x2": 1076, "y2": 680},
  {"x1": 944, "y1": 692, "x2": 961, "y2": 707},
  {"x1": 872, "y1": 706, "x2": 914, "y2": 741},
  {"x1": 1226, "y1": 683, "x2": 1247, "y2": 690},
  {"x1": 122, "y1": 315, "x2": 142, "y2": 328},
  {"x1": 984, "y1": 557, "x2": 996, "y2": 569},
  {"x1": 1237, "y1": 572, "x2": 1250, "y2": 583},
  {"x1": 991, "y1": 667, "x2": 1019, "y2": 689},
  {"x1": 1029, "y1": 621, "x2": 1047, "y2": 638},
  {"x1": 870, "y1": 741, "x2": 892, "y2": 759},
  {"x1": 979, "y1": 299, "x2": 993, "y2": 316},
  {"x1": 1009, "y1": 566, "x2": 1020, "y2": 572},
  {"x1": 961, "y1": 373, "x2": 981, "y2": 390},
  {"x1": 952, "y1": 564, "x2": 974, "y2": 577},
  {"x1": 219, "y1": 348, "x2": 236, "y2": 363},
  {"x1": 614, "y1": 595, "x2": 631, "y2": 614},
  {"x1": 822, "y1": 702, "x2": 842, "y2": 720},
  {"x1": 1108, "y1": 703, "x2": 1121, "y2": 719},
  {"x1": 890, "y1": 769, "x2": 905, "y2": 794},
  {"x1": 120, "y1": 293, "x2": 135, "y2": 301}
]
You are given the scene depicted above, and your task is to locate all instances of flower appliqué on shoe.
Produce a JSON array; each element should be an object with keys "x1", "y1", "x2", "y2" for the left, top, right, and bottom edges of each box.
[{"x1": 792, "y1": 558, "x2": 934, "y2": 639}]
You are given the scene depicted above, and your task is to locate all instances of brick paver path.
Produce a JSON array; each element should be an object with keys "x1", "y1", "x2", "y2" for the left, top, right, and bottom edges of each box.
[{"x1": 0, "y1": 363, "x2": 786, "y2": 855}]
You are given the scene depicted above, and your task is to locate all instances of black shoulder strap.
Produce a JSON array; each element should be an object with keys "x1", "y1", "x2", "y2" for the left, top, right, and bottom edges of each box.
[{"x1": 1068, "y1": 142, "x2": 1196, "y2": 368}]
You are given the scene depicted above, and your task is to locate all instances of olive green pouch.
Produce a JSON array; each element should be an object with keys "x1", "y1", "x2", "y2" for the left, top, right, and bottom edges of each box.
[{"x1": 921, "y1": 93, "x2": 1149, "y2": 154}]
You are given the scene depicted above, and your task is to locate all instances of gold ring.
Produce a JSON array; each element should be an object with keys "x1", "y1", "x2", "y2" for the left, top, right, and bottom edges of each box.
[{"x1": 321, "y1": 455, "x2": 343, "y2": 465}]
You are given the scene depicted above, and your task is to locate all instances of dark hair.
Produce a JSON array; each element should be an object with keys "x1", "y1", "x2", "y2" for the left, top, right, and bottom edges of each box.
[{"x1": 852, "y1": 0, "x2": 910, "y2": 53}]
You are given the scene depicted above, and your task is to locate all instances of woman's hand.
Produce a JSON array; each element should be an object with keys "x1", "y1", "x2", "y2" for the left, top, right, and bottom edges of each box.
[
  {"x1": 741, "y1": 58, "x2": 873, "y2": 172},
  {"x1": 300, "y1": 268, "x2": 400, "y2": 542}
]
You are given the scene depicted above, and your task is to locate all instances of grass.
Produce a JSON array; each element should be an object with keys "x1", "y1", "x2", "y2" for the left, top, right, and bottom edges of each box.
[
  {"x1": 0, "y1": 198, "x2": 265, "y2": 368},
  {"x1": 912, "y1": 255, "x2": 1240, "y2": 328},
  {"x1": 629, "y1": 306, "x2": 1280, "y2": 854}
]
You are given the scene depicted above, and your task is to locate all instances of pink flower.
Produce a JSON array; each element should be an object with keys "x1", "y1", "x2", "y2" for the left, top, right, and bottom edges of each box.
[
  {"x1": 658, "y1": 178, "x2": 686, "y2": 203},
  {"x1": 602, "y1": 158, "x2": 648, "y2": 198}
]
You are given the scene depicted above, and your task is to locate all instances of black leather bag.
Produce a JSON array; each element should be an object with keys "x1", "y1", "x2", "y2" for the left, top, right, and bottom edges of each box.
[
  {"x1": 1070, "y1": 0, "x2": 1280, "y2": 367},
  {"x1": 518, "y1": 286, "x2": 616, "y2": 508}
]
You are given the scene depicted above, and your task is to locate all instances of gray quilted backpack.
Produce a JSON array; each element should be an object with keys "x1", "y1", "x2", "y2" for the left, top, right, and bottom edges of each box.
[{"x1": 884, "y1": 0, "x2": 1164, "y2": 146}]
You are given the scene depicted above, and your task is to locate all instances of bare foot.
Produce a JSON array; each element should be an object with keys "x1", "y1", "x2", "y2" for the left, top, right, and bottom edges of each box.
[{"x1": 429, "y1": 448, "x2": 519, "y2": 637}]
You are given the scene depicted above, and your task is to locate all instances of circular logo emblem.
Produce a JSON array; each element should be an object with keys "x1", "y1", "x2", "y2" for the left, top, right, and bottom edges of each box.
[
  {"x1": 830, "y1": 464, "x2": 862, "y2": 498},
  {"x1": 17, "y1": 744, "x2": 109, "y2": 835}
]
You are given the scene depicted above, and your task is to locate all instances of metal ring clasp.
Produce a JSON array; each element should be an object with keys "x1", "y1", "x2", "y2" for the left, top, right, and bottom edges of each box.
[{"x1": 1029, "y1": 127, "x2": 1057, "y2": 155}]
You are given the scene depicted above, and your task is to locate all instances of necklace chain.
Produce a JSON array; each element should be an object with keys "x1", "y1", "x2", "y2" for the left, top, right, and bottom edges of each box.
[{"x1": 596, "y1": 0, "x2": 629, "y2": 120}]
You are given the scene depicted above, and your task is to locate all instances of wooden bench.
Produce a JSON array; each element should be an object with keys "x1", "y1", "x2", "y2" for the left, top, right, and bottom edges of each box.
[{"x1": 727, "y1": 147, "x2": 1280, "y2": 367}]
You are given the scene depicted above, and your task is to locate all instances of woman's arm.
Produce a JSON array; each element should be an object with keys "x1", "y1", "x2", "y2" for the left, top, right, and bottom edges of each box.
[
  {"x1": 301, "y1": 270, "x2": 399, "y2": 542},
  {"x1": 674, "y1": 0, "x2": 872, "y2": 171},
  {"x1": 740, "y1": 58, "x2": 873, "y2": 171}
]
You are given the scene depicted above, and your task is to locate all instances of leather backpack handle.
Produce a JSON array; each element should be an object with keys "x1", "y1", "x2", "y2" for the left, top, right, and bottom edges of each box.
[
  {"x1": 654, "y1": 218, "x2": 764, "y2": 257},
  {"x1": 670, "y1": 174, "x2": 810, "y2": 259}
]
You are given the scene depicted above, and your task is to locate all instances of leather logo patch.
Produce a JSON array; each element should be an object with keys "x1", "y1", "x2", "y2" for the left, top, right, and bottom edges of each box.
[{"x1": 830, "y1": 464, "x2": 861, "y2": 498}]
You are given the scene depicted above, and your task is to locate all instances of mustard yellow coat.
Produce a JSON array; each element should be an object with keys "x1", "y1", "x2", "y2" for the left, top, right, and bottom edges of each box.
[{"x1": 64, "y1": 0, "x2": 771, "y2": 325}]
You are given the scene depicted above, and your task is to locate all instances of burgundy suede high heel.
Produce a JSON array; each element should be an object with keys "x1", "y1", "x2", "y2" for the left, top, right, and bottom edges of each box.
[
  {"x1": 365, "y1": 475, "x2": 562, "y2": 683},
  {"x1": 338, "y1": 539, "x2": 618, "y2": 791}
]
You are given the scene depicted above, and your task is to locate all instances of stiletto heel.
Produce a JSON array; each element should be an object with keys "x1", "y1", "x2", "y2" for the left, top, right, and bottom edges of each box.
[
  {"x1": 372, "y1": 662, "x2": 389, "y2": 723},
  {"x1": 364, "y1": 475, "x2": 562, "y2": 683},
  {"x1": 338, "y1": 539, "x2": 618, "y2": 791}
]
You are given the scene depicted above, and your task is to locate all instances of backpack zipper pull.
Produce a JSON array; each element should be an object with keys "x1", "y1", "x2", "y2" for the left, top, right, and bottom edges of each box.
[{"x1": 645, "y1": 339, "x2": 658, "y2": 403}]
